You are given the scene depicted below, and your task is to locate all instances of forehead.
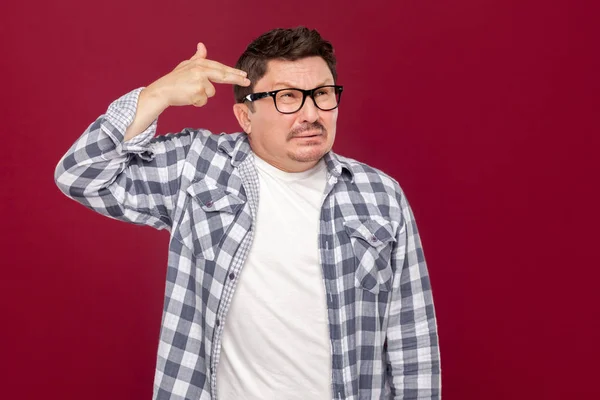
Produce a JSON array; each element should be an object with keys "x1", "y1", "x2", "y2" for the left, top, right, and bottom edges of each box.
[{"x1": 255, "y1": 56, "x2": 334, "y2": 90}]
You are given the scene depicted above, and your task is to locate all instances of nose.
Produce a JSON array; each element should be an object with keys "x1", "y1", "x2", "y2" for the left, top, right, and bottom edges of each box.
[{"x1": 297, "y1": 95, "x2": 320, "y2": 123}]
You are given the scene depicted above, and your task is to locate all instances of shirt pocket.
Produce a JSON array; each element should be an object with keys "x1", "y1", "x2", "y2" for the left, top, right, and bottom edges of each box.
[
  {"x1": 174, "y1": 180, "x2": 246, "y2": 261},
  {"x1": 344, "y1": 218, "x2": 396, "y2": 294}
]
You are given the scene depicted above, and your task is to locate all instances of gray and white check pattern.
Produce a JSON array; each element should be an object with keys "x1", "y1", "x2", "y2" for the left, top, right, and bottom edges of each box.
[{"x1": 55, "y1": 88, "x2": 441, "y2": 400}]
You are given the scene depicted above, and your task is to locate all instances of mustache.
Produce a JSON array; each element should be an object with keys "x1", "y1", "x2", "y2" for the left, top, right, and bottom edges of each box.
[{"x1": 288, "y1": 122, "x2": 327, "y2": 139}]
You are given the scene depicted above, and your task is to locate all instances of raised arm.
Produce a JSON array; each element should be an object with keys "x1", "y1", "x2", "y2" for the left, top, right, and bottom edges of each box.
[{"x1": 54, "y1": 43, "x2": 250, "y2": 230}]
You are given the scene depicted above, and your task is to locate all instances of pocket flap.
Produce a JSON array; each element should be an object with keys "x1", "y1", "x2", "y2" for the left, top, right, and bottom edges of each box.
[
  {"x1": 186, "y1": 180, "x2": 245, "y2": 214},
  {"x1": 344, "y1": 218, "x2": 396, "y2": 248}
]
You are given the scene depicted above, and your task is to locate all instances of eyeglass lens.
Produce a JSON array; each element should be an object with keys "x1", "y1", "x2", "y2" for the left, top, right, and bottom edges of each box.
[{"x1": 275, "y1": 86, "x2": 340, "y2": 113}]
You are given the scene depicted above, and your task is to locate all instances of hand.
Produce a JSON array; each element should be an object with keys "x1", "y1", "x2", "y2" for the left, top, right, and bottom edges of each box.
[{"x1": 144, "y1": 42, "x2": 251, "y2": 108}]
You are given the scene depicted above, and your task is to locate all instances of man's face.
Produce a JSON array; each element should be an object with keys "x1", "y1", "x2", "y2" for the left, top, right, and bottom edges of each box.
[{"x1": 235, "y1": 56, "x2": 338, "y2": 172}]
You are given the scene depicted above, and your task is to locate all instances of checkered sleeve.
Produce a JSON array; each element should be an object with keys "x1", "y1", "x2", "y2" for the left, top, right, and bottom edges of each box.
[
  {"x1": 386, "y1": 189, "x2": 441, "y2": 399},
  {"x1": 54, "y1": 88, "x2": 196, "y2": 230}
]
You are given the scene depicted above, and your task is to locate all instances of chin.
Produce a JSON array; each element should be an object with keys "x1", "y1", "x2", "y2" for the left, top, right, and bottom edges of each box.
[{"x1": 288, "y1": 145, "x2": 329, "y2": 163}]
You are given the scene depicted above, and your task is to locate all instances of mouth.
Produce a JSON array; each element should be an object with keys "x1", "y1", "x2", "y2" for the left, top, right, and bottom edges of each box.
[{"x1": 292, "y1": 131, "x2": 323, "y2": 139}]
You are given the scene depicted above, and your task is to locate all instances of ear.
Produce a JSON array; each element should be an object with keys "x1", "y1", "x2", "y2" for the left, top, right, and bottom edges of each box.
[{"x1": 233, "y1": 103, "x2": 252, "y2": 134}]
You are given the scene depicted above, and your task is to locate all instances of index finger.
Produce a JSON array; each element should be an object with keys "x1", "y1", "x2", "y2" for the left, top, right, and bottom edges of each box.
[{"x1": 204, "y1": 68, "x2": 251, "y2": 86}]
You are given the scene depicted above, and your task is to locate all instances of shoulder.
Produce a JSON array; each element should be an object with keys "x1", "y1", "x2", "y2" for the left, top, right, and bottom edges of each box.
[
  {"x1": 151, "y1": 129, "x2": 247, "y2": 158},
  {"x1": 331, "y1": 152, "x2": 414, "y2": 227},
  {"x1": 334, "y1": 153, "x2": 404, "y2": 198}
]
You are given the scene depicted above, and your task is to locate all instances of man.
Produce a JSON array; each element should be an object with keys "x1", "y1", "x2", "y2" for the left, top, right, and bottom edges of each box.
[{"x1": 55, "y1": 27, "x2": 440, "y2": 400}]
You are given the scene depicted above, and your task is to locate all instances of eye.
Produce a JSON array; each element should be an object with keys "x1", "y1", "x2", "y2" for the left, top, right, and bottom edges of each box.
[{"x1": 277, "y1": 90, "x2": 300, "y2": 100}]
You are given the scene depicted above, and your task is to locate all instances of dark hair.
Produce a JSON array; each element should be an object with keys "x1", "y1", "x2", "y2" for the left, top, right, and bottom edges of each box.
[{"x1": 233, "y1": 26, "x2": 337, "y2": 104}]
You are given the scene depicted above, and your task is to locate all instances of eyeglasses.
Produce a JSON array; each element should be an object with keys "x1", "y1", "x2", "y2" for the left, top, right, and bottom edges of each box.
[{"x1": 244, "y1": 85, "x2": 344, "y2": 114}]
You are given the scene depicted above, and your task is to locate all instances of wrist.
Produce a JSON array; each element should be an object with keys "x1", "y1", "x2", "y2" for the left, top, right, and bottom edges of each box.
[{"x1": 141, "y1": 83, "x2": 170, "y2": 112}]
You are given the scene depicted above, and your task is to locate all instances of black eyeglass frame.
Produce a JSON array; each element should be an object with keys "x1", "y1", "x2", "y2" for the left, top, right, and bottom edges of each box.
[{"x1": 243, "y1": 85, "x2": 344, "y2": 114}]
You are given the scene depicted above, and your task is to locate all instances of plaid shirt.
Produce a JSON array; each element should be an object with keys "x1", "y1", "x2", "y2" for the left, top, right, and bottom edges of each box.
[{"x1": 55, "y1": 88, "x2": 441, "y2": 400}]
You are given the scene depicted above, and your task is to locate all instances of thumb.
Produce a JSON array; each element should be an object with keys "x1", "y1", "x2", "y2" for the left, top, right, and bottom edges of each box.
[{"x1": 192, "y1": 42, "x2": 207, "y2": 60}]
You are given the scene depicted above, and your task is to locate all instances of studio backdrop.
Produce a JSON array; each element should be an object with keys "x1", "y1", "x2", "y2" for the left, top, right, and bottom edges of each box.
[{"x1": 1, "y1": 1, "x2": 598, "y2": 399}]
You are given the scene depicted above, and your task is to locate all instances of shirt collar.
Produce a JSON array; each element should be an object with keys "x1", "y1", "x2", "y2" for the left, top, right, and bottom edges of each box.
[
  {"x1": 217, "y1": 133, "x2": 252, "y2": 167},
  {"x1": 322, "y1": 151, "x2": 354, "y2": 182}
]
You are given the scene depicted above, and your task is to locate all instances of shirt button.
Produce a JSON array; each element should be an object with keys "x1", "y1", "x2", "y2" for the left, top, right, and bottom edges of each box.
[
  {"x1": 205, "y1": 201, "x2": 214, "y2": 207},
  {"x1": 229, "y1": 272, "x2": 235, "y2": 280},
  {"x1": 216, "y1": 319, "x2": 220, "y2": 327},
  {"x1": 370, "y1": 235, "x2": 378, "y2": 243}
]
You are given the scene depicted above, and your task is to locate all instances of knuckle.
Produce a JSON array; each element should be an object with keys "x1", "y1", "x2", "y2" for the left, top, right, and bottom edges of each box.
[{"x1": 192, "y1": 95, "x2": 208, "y2": 107}]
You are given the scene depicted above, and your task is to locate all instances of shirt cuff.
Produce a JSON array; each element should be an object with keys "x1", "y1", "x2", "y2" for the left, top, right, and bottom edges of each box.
[{"x1": 104, "y1": 87, "x2": 158, "y2": 154}]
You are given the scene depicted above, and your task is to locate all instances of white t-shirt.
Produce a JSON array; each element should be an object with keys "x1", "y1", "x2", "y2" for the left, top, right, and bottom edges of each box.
[{"x1": 216, "y1": 155, "x2": 331, "y2": 400}]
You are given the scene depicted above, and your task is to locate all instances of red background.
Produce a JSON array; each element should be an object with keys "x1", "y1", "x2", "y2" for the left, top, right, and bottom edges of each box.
[{"x1": 1, "y1": 1, "x2": 598, "y2": 399}]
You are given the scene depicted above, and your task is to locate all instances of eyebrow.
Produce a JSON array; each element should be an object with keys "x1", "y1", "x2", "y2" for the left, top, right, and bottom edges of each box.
[{"x1": 271, "y1": 80, "x2": 334, "y2": 90}]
